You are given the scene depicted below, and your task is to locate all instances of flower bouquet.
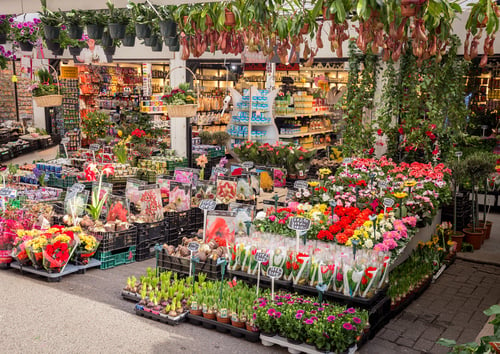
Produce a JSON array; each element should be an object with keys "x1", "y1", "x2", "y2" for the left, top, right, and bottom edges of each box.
[
  {"x1": 75, "y1": 232, "x2": 99, "y2": 265},
  {"x1": 162, "y1": 82, "x2": 198, "y2": 117},
  {"x1": 25, "y1": 235, "x2": 49, "y2": 269},
  {"x1": 43, "y1": 232, "x2": 79, "y2": 273},
  {"x1": 29, "y1": 67, "x2": 63, "y2": 107},
  {"x1": 11, "y1": 228, "x2": 33, "y2": 266}
]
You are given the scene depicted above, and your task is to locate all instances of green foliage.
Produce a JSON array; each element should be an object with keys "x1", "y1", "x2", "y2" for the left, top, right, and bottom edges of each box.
[
  {"x1": 340, "y1": 40, "x2": 378, "y2": 157},
  {"x1": 39, "y1": 0, "x2": 62, "y2": 27},
  {"x1": 82, "y1": 111, "x2": 111, "y2": 140},
  {"x1": 378, "y1": 36, "x2": 469, "y2": 163},
  {"x1": 82, "y1": 10, "x2": 109, "y2": 26}
]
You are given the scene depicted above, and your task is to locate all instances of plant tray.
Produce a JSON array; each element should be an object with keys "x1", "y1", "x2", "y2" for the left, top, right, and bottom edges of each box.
[
  {"x1": 135, "y1": 220, "x2": 166, "y2": 244},
  {"x1": 94, "y1": 246, "x2": 136, "y2": 270},
  {"x1": 259, "y1": 334, "x2": 358, "y2": 354},
  {"x1": 135, "y1": 237, "x2": 167, "y2": 262},
  {"x1": 92, "y1": 226, "x2": 137, "y2": 253},
  {"x1": 157, "y1": 250, "x2": 224, "y2": 280},
  {"x1": 186, "y1": 313, "x2": 260, "y2": 343},
  {"x1": 121, "y1": 290, "x2": 142, "y2": 302},
  {"x1": 134, "y1": 304, "x2": 187, "y2": 326},
  {"x1": 228, "y1": 269, "x2": 293, "y2": 291},
  {"x1": 10, "y1": 260, "x2": 82, "y2": 282}
]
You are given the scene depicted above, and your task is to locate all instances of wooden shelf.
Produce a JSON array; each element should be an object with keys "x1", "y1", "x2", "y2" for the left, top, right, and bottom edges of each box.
[{"x1": 280, "y1": 129, "x2": 333, "y2": 138}]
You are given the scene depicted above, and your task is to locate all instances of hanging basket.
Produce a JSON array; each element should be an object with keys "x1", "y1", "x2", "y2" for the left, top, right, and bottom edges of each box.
[
  {"x1": 33, "y1": 64, "x2": 63, "y2": 108},
  {"x1": 164, "y1": 66, "x2": 199, "y2": 118}
]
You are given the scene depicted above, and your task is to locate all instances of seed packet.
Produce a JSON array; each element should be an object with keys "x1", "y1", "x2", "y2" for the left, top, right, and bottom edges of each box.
[
  {"x1": 216, "y1": 177, "x2": 237, "y2": 204},
  {"x1": 167, "y1": 181, "x2": 192, "y2": 212},
  {"x1": 192, "y1": 180, "x2": 216, "y2": 207},
  {"x1": 206, "y1": 211, "x2": 236, "y2": 245}
]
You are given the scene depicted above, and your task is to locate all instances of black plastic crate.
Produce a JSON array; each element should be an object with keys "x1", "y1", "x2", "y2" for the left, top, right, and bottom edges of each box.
[
  {"x1": 92, "y1": 226, "x2": 137, "y2": 253},
  {"x1": 136, "y1": 237, "x2": 165, "y2": 262},
  {"x1": 134, "y1": 220, "x2": 166, "y2": 244},
  {"x1": 158, "y1": 249, "x2": 224, "y2": 280}
]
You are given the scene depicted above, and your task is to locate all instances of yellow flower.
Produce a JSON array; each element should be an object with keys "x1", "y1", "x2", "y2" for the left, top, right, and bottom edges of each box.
[
  {"x1": 363, "y1": 231, "x2": 369, "y2": 239},
  {"x1": 394, "y1": 192, "x2": 408, "y2": 199},
  {"x1": 363, "y1": 220, "x2": 373, "y2": 228},
  {"x1": 404, "y1": 180, "x2": 417, "y2": 188},
  {"x1": 308, "y1": 181, "x2": 320, "y2": 187},
  {"x1": 353, "y1": 230, "x2": 362, "y2": 237}
]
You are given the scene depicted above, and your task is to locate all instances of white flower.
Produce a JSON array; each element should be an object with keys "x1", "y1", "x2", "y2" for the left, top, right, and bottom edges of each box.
[
  {"x1": 322, "y1": 193, "x2": 330, "y2": 202},
  {"x1": 364, "y1": 239, "x2": 373, "y2": 249},
  {"x1": 255, "y1": 211, "x2": 266, "y2": 220},
  {"x1": 303, "y1": 190, "x2": 311, "y2": 198}
]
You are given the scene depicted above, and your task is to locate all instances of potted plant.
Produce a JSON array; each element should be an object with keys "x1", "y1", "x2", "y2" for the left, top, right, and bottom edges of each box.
[
  {"x1": 127, "y1": 1, "x2": 155, "y2": 39},
  {"x1": 9, "y1": 18, "x2": 41, "y2": 51},
  {"x1": 106, "y1": 0, "x2": 129, "y2": 39},
  {"x1": 157, "y1": 5, "x2": 177, "y2": 38},
  {"x1": 82, "y1": 10, "x2": 108, "y2": 40},
  {"x1": 29, "y1": 68, "x2": 63, "y2": 107},
  {"x1": 39, "y1": 0, "x2": 62, "y2": 40},
  {"x1": 82, "y1": 110, "x2": 111, "y2": 141},
  {"x1": 0, "y1": 15, "x2": 14, "y2": 44},
  {"x1": 162, "y1": 82, "x2": 198, "y2": 117},
  {"x1": 60, "y1": 9, "x2": 85, "y2": 39},
  {"x1": 447, "y1": 159, "x2": 466, "y2": 251},
  {"x1": 122, "y1": 22, "x2": 136, "y2": 47},
  {"x1": 462, "y1": 152, "x2": 496, "y2": 249}
]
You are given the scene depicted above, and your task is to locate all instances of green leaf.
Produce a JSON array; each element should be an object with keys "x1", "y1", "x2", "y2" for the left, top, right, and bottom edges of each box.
[
  {"x1": 484, "y1": 304, "x2": 500, "y2": 316},
  {"x1": 336, "y1": 0, "x2": 346, "y2": 23}
]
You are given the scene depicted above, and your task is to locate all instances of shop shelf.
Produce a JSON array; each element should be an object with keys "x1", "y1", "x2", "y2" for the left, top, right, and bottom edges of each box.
[{"x1": 94, "y1": 246, "x2": 136, "y2": 270}]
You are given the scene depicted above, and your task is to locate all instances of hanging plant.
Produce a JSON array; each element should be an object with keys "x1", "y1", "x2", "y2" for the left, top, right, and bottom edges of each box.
[
  {"x1": 39, "y1": 0, "x2": 63, "y2": 40},
  {"x1": 60, "y1": 10, "x2": 85, "y2": 40}
]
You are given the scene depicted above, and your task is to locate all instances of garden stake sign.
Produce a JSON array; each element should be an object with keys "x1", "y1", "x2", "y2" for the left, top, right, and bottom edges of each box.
[
  {"x1": 89, "y1": 143, "x2": 100, "y2": 163},
  {"x1": 383, "y1": 197, "x2": 394, "y2": 214},
  {"x1": 61, "y1": 137, "x2": 70, "y2": 158},
  {"x1": 316, "y1": 283, "x2": 327, "y2": 303},
  {"x1": 294, "y1": 180, "x2": 308, "y2": 190},
  {"x1": 154, "y1": 243, "x2": 162, "y2": 277},
  {"x1": 241, "y1": 161, "x2": 254, "y2": 172},
  {"x1": 254, "y1": 251, "x2": 269, "y2": 298},
  {"x1": 267, "y1": 266, "x2": 283, "y2": 300},
  {"x1": 217, "y1": 257, "x2": 227, "y2": 301},
  {"x1": 244, "y1": 220, "x2": 252, "y2": 236},
  {"x1": 199, "y1": 199, "x2": 217, "y2": 241},
  {"x1": 272, "y1": 193, "x2": 280, "y2": 211},
  {"x1": 188, "y1": 242, "x2": 200, "y2": 279},
  {"x1": 455, "y1": 151, "x2": 462, "y2": 162},
  {"x1": 288, "y1": 217, "x2": 312, "y2": 252}
]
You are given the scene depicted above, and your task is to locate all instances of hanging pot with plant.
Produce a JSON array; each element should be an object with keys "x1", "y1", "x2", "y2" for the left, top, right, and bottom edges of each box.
[
  {"x1": 122, "y1": 23, "x2": 136, "y2": 47},
  {"x1": 169, "y1": 36, "x2": 180, "y2": 52},
  {"x1": 45, "y1": 39, "x2": 61, "y2": 52},
  {"x1": 51, "y1": 46, "x2": 64, "y2": 56},
  {"x1": 69, "y1": 46, "x2": 82, "y2": 56},
  {"x1": 127, "y1": 1, "x2": 154, "y2": 39},
  {"x1": 144, "y1": 35, "x2": 157, "y2": 47},
  {"x1": 61, "y1": 9, "x2": 85, "y2": 39},
  {"x1": 101, "y1": 30, "x2": 113, "y2": 48},
  {"x1": 104, "y1": 46, "x2": 116, "y2": 56},
  {"x1": 40, "y1": 0, "x2": 62, "y2": 40},
  {"x1": 106, "y1": 0, "x2": 128, "y2": 39},
  {"x1": 152, "y1": 39, "x2": 163, "y2": 52},
  {"x1": 83, "y1": 10, "x2": 108, "y2": 40},
  {"x1": 157, "y1": 5, "x2": 177, "y2": 38}
]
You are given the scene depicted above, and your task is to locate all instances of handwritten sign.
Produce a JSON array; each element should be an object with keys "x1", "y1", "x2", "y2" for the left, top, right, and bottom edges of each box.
[
  {"x1": 288, "y1": 217, "x2": 312, "y2": 231},
  {"x1": 70, "y1": 183, "x2": 86, "y2": 193},
  {"x1": 383, "y1": 198, "x2": 395, "y2": 207},
  {"x1": 242, "y1": 161, "x2": 254, "y2": 170},
  {"x1": 255, "y1": 252, "x2": 269, "y2": 263},
  {"x1": 294, "y1": 180, "x2": 308, "y2": 190},
  {"x1": 267, "y1": 266, "x2": 283, "y2": 278},
  {"x1": 199, "y1": 199, "x2": 217, "y2": 211},
  {"x1": 212, "y1": 167, "x2": 228, "y2": 176},
  {"x1": 61, "y1": 137, "x2": 70, "y2": 144},
  {"x1": 455, "y1": 151, "x2": 463, "y2": 158},
  {"x1": 89, "y1": 143, "x2": 101, "y2": 151},
  {"x1": 187, "y1": 242, "x2": 200, "y2": 253}
]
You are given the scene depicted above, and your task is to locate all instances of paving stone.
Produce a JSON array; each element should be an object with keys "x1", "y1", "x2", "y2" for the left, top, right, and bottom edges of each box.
[
  {"x1": 413, "y1": 338, "x2": 435, "y2": 352},
  {"x1": 401, "y1": 324, "x2": 426, "y2": 341},
  {"x1": 440, "y1": 325, "x2": 464, "y2": 341},
  {"x1": 452, "y1": 311, "x2": 472, "y2": 323},
  {"x1": 386, "y1": 318, "x2": 415, "y2": 331},
  {"x1": 359, "y1": 338, "x2": 401, "y2": 354},
  {"x1": 395, "y1": 336, "x2": 416, "y2": 348},
  {"x1": 431, "y1": 343, "x2": 453, "y2": 354},
  {"x1": 458, "y1": 328, "x2": 480, "y2": 343},
  {"x1": 420, "y1": 324, "x2": 445, "y2": 342},
  {"x1": 457, "y1": 285, "x2": 477, "y2": 295},
  {"x1": 379, "y1": 328, "x2": 401, "y2": 342},
  {"x1": 398, "y1": 311, "x2": 419, "y2": 323},
  {"x1": 436, "y1": 310, "x2": 457, "y2": 323}
]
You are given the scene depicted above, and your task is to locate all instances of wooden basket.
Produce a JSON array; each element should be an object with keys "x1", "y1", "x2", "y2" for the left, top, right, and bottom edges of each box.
[
  {"x1": 33, "y1": 64, "x2": 63, "y2": 108},
  {"x1": 164, "y1": 66, "x2": 199, "y2": 118}
]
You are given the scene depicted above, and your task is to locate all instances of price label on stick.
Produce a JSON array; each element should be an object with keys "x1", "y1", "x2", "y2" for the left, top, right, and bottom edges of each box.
[
  {"x1": 89, "y1": 143, "x2": 101, "y2": 151},
  {"x1": 294, "y1": 180, "x2": 308, "y2": 190},
  {"x1": 455, "y1": 151, "x2": 463, "y2": 158},
  {"x1": 242, "y1": 161, "x2": 254, "y2": 170},
  {"x1": 61, "y1": 137, "x2": 70, "y2": 144},
  {"x1": 383, "y1": 198, "x2": 395, "y2": 208},
  {"x1": 188, "y1": 242, "x2": 200, "y2": 253},
  {"x1": 255, "y1": 252, "x2": 269, "y2": 263},
  {"x1": 70, "y1": 183, "x2": 86, "y2": 193},
  {"x1": 288, "y1": 217, "x2": 312, "y2": 231},
  {"x1": 212, "y1": 167, "x2": 228, "y2": 176},
  {"x1": 267, "y1": 266, "x2": 283, "y2": 279},
  {"x1": 199, "y1": 199, "x2": 217, "y2": 211}
]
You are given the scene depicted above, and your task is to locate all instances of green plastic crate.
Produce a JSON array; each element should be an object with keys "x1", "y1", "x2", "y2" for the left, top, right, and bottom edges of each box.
[
  {"x1": 48, "y1": 174, "x2": 78, "y2": 189},
  {"x1": 94, "y1": 246, "x2": 136, "y2": 270}
]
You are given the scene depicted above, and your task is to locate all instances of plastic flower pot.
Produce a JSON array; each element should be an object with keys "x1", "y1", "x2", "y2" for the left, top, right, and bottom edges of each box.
[
  {"x1": 69, "y1": 46, "x2": 82, "y2": 56},
  {"x1": 52, "y1": 47, "x2": 64, "y2": 56},
  {"x1": 159, "y1": 20, "x2": 176, "y2": 38},
  {"x1": 108, "y1": 23, "x2": 126, "y2": 39},
  {"x1": 43, "y1": 25, "x2": 60, "y2": 40},
  {"x1": 462, "y1": 228, "x2": 483, "y2": 250},
  {"x1": 86, "y1": 24, "x2": 104, "y2": 40},
  {"x1": 45, "y1": 39, "x2": 61, "y2": 51},
  {"x1": 164, "y1": 36, "x2": 175, "y2": 46},
  {"x1": 450, "y1": 231, "x2": 465, "y2": 252},
  {"x1": 104, "y1": 46, "x2": 116, "y2": 56},
  {"x1": 101, "y1": 32, "x2": 113, "y2": 47},
  {"x1": 152, "y1": 40, "x2": 163, "y2": 52},
  {"x1": 122, "y1": 33, "x2": 135, "y2": 47},
  {"x1": 169, "y1": 36, "x2": 179, "y2": 52},
  {"x1": 19, "y1": 41, "x2": 34, "y2": 52},
  {"x1": 0, "y1": 32, "x2": 7, "y2": 44},
  {"x1": 67, "y1": 25, "x2": 83, "y2": 39},
  {"x1": 135, "y1": 23, "x2": 151, "y2": 39},
  {"x1": 144, "y1": 36, "x2": 157, "y2": 47}
]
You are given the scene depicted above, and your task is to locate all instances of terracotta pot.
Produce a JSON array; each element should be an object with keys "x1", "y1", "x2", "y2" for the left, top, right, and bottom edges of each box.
[
  {"x1": 245, "y1": 323, "x2": 259, "y2": 332},
  {"x1": 202, "y1": 311, "x2": 216, "y2": 320},
  {"x1": 485, "y1": 221, "x2": 492, "y2": 240},
  {"x1": 450, "y1": 231, "x2": 464, "y2": 253},
  {"x1": 224, "y1": 9, "x2": 235, "y2": 27},
  {"x1": 216, "y1": 314, "x2": 230, "y2": 324},
  {"x1": 231, "y1": 319, "x2": 245, "y2": 328},
  {"x1": 190, "y1": 308, "x2": 202, "y2": 316},
  {"x1": 463, "y1": 228, "x2": 483, "y2": 250},
  {"x1": 467, "y1": 222, "x2": 489, "y2": 244}
]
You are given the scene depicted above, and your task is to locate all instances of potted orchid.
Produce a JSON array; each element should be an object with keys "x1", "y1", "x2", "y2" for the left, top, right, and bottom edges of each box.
[{"x1": 84, "y1": 163, "x2": 115, "y2": 222}]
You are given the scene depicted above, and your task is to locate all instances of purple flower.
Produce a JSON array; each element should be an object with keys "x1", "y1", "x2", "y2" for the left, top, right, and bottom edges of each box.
[
  {"x1": 23, "y1": 22, "x2": 29, "y2": 27},
  {"x1": 296, "y1": 309, "x2": 304, "y2": 314},
  {"x1": 0, "y1": 15, "x2": 6, "y2": 19},
  {"x1": 61, "y1": 25, "x2": 66, "y2": 30},
  {"x1": 274, "y1": 311, "x2": 282, "y2": 319},
  {"x1": 259, "y1": 302, "x2": 267, "y2": 307},
  {"x1": 33, "y1": 18, "x2": 41, "y2": 24},
  {"x1": 17, "y1": 23, "x2": 22, "y2": 29},
  {"x1": 311, "y1": 316, "x2": 318, "y2": 321},
  {"x1": 313, "y1": 302, "x2": 319, "y2": 306},
  {"x1": 276, "y1": 302, "x2": 283, "y2": 306},
  {"x1": 343, "y1": 323, "x2": 353, "y2": 330},
  {"x1": 295, "y1": 313, "x2": 303, "y2": 319},
  {"x1": 304, "y1": 300, "x2": 311, "y2": 303},
  {"x1": 9, "y1": 17, "x2": 14, "y2": 23},
  {"x1": 337, "y1": 313, "x2": 344, "y2": 318},
  {"x1": 327, "y1": 315, "x2": 336, "y2": 322},
  {"x1": 353, "y1": 317, "x2": 361, "y2": 324},
  {"x1": 252, "y1": 306, "x2": 257, "y2": 310},
  {"x1": 311, "y1": 310, "x2": 317, "y2": 314},
  {"x1": 252, "y1": 313, "x2": 256, "y2": 320},
  {"x1": 305, "y1": 318, "x2": 314, "y2": 324},
  {"x1": 318, "y1": 307, "x2": 325, "y2": 311},
  {"x1": 346, "y1": 307, "x2": 356, "y2": 314},
  {"x1": 287, "y1": 301, "x2": 294, "y2": 304}
]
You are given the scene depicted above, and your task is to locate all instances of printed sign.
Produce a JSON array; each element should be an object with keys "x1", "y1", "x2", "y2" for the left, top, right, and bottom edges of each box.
[
  {"x1": 255, "y1": 252, "x2": 269, "y2": 263},
  {"x1": 294, "y1": 180, "x2": 308, "y2": 190},
  {"x1": 267, "y1": 266, "x2": 283, "y2": 278},
  {"x1": 199, "y1": 199, "x2": 217, "y2": 211},
  {"x1": 383, "y1": 198, "x2": 395, "y2": 207},
  {"x1": 188, "y1": 242, "x2": 200, "y2": 253},
  {"x1": 89, "y1": 143, "x2": 101, "y2": 151},
  {"x1": 70, "y1": 183, "x2": 86, "y2": 193},
  {"x1": 61, "y1": 137, "x2": 70, "y2": 144},
  {"x1": 288, "y1": 217, "x2": 312, "y2": 231},
  {"x1": 241, "y1": 161, "x2": 254, "y2": 170}
]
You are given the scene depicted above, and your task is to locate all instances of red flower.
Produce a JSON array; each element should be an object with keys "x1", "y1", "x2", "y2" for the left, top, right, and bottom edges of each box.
[
  {"x1": 377, "y1": 129, "x2": 382, "y2": 136},
  {"x1": 398, "y1": 127, "x2": 404, "y2": 134}
]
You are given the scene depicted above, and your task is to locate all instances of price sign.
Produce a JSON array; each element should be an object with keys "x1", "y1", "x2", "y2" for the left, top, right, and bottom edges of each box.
[
  {"x1": 212, "y1": 167, "x2": 228, "y2": 177},
  {"x1": 379, "y1": 181, "x2": 388, "y2": 189},
  {"x1": 455, "y1": 151, "x2": 463, "y2": 158},
  {"x1": 0, "y1": 188, "x2": 11, "y2": 197},
  {"x1": 255, "y1": 252, "x2": 269, "y2": 263},
  {"x1": 61, "y1": 137, "x2": 70, "y2": 144},
  {"x1": 383, "y1": 198, "x2": 395, "y2": 207},
  {"x1": 70, "y1": 183, "x2": 86, "y2": 193},
  {"x1": 267, "y1": 266, "x2": 283, "y2": 279},
  {"x1": 242, "y1": 161, "x2": 254, "y2": 170},
  {"x1": 199, "y1": 199, "x2": 217, "y2": 211},
  {"x1": 89, "y1": 143, "x2": 101, "y2": 151},
  {"x1": 343, "y1": 158, "x2": 353, "y2": 164},
  {"x1": 288, "y1": 217, "x2": 312, "y2": 231},
  {"x1": 294, "y1": 180, "x2": 308, "y2": 190},
  {"x1": 286, "y1": 189, "x2": 296, "y2": 201},
  {"x1": 187, "y1": 242, "x2": 200, "y2": 253}
]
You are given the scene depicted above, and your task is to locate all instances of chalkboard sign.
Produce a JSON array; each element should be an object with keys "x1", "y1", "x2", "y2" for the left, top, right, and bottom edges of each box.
[
  {"x1": 267, "y1": 266, "x2": 283, "y2": 278},
  {"x1": 255, "y1": 252, "x2": 269, "y2": 263},
  {"x1": 286, "y1": 189, "x2": 297, "y2": 201},
  {"x1": 188, "y1": 242, "x2": 200, "y2": 253},
  {"x1": 383, "y1": 198, "x2": 395, "y2": 207},
  {"x1": 288, "y1": 217, "x2": 312, "y2": 231},
  {"x1": 294, "y1": 180, "x2": 308, "y2": 190},
  {"x1": 89, "y1": 143, "x2": 101, "y2": 151},
  {"x1": 242, "y1": 161, "x2": 254, "y2": 170},
  {"x1": 70, "y1": 183, "x2": 86, "y2": 193},
  {"x1": 61, "y1": 137, "x2": 70, "y2": 144},
  {"x1": 199, "y1": 199, "x2": 217, "y2": 211}
]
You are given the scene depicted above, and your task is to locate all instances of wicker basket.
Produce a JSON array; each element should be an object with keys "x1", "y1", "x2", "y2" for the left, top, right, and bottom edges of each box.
[
  {"x1": 34, "y1": 94, "x2": 63, "y2": 107},
  {"x1": 164, "y1": 66, "x2": 199, "y2": 118},
  {"x1": 32, "y1": 65, "x2": 63, "y2": 108}
]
